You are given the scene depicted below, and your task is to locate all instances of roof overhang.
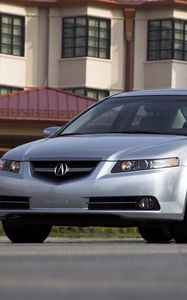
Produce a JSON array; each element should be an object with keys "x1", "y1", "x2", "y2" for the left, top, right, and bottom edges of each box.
[
  {"x1": 2, "y1": 0, "x2": 187, "y2": 9},
  {"x1": 0, "y1": 87, "x2": 96, "y2": 122}
]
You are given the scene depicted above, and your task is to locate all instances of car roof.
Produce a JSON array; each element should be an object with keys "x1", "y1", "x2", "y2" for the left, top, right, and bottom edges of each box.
[{"x1": 111, "y1": 89, "x2": 187, "y2": 98}]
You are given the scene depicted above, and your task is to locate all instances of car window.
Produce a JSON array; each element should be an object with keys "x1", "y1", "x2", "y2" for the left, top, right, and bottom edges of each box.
[
  {"x1": 171, "y1": 109, "x2": 186, "y2": 129},
  {"x1": 77, "y1": 106, "x2": 123, "y2": 133},
  {"x1": 60, "y1": 96, "x2": 187, "y2": 136},
  {"x1": 62, "y1": 103, "x2": 125, "y2": 134},
  {"x1": 130, "y1": 106, "x2": 146, "y2": 127}
]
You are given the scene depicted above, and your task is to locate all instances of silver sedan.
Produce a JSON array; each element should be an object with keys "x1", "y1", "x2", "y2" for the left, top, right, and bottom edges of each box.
[{"x1": 1, "y1": 89, "x2": 187, "y2": 243}]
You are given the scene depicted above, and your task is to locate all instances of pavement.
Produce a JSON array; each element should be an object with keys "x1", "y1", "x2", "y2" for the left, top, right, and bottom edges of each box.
[{"x1": 0, "y1": 237, "x2": 187, "y2": 300}]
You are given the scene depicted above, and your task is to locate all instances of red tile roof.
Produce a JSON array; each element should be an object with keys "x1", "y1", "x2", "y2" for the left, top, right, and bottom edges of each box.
[{"x1": 0, "y1": 87, "x2": 96, "y2": 121}]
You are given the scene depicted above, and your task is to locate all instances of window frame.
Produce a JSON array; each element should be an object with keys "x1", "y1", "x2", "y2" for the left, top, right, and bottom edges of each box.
[
  {"x1": 62, "y1": 15, "x2": 111, "y2": 59},
  {"x1": 0, "y1": 85, "x2": 23, "y2": 95},
  {"x1": 147, "y1": 18, "x2": 187, "y2": 61},
  {"x1": 0, "y1": 13, "x2": 25, "y2": 57},
  {"x1": 63, "y1": 87, "x2": 110, "y2": 100}
]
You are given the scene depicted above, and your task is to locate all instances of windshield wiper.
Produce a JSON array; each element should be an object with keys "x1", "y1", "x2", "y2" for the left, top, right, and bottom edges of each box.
[
  {"x1": 119, "y1": 130, "x2": 166, "y2": 134},
  {"x1": 60, "y1": 133, "x2": 88, "y2": 136},
  {"x1": 114, "y1": 130, "x2": 187, "y2": 136}
]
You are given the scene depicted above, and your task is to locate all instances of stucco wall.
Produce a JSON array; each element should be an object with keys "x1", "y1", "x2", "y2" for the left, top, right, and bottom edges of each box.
[
  {"x1": 144, "y1": 61, "x2": 172, "y2": 89},
  {"x1": 0, "y1": 4, "x2": 26, "y2": 88},
  {"x1": 172, "y1": 61, "x2": 187, "y2": 88},
  {"x1": 0, "y1": 4, "x2": 49, "y2": 89},
  {"x1": 3, "y1": 3, "x2": 187, "y2": 94},
  {"x1": 58, "y1": 5, "x2": 125, "y2": 94},
  {"x1": 133, "y1": 9, "x2": 173, "y2": 90},
  {"x1": 26, "y1": 7, "x2": 49, "y2": 87}
]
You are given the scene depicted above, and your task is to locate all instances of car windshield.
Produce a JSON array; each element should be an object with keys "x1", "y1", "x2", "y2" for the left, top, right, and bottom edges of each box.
[{"x1": 60, "y1": 95, "x2": 187, "y2": 136}]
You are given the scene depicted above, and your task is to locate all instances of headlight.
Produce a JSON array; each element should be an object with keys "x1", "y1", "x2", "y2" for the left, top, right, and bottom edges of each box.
[
  {"x1": 0, "y1": 160, "x2": 20, "y2": 173},
  {"x1": 111, "y1": 157, "x2": 179, "y2": 173}
]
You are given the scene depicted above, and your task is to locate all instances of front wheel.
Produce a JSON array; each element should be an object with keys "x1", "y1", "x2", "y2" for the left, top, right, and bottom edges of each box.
[
  {"x1": 2, "y1": 221, "x2": 52, "y2": 243},
  {"x1": 138, "y1": 225, "x2": 172, "y2": 243}
]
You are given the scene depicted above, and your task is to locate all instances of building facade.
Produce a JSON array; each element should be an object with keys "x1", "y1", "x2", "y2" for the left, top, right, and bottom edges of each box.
[
  {"x1": 1, "y1": 0, "x2": 187, "y2": 100},
  {"x1": 0, "y1": 87, "x2": 96, "y2": 155},
  {"x1": 1, "y1": 0, "x2": 187, "y2": 155}
]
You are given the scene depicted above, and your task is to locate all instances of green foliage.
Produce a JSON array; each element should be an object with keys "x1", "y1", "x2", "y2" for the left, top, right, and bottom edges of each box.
[
  {"x1": 50, "y1": 226, "x2": 140, "y2": 238},
  {"x1": 0, "y1": 223, "x2": 4, "y2": 235},
  {"x1": 0, "y1": 222, "x2": 140, "y2": 238}
]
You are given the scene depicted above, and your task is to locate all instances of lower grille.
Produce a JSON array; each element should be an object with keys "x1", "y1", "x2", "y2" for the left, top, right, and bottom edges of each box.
[
  {"x1": 88, "y1": 196, "x2": 160, "y2": 211},
  {"x1": 0, "y1": 196, "x2": 30, "y2": 209},
  {"x1": 31, "y1": 160, "x2": 99, "y2": 183}
]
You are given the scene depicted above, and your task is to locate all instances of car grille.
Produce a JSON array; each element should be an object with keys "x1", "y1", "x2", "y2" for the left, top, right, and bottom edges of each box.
[
  {"x1": 31, "y1": 160, "x2": 99, "y2": 182},
  {"x1": 88, "y1": 196, "x2": 160, "y2": 211},
  {"x1": 0, "y1": 196, "x2": 30, "y2": 209}
]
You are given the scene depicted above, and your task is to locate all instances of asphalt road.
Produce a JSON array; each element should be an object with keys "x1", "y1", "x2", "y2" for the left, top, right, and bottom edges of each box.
[{"x1": 0, "y1": 237, "x2": 187, "y2": 300}]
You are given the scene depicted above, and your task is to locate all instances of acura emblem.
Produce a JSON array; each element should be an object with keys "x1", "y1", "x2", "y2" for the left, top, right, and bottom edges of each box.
[{"x1": 54, "y1": 163, "x2": 69, "y2": 176}]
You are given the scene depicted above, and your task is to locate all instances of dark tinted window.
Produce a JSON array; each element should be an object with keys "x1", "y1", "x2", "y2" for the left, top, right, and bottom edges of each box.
[
  {"x1": 63, "y1": 87, "x2": 109, "y2": 100},
  {"x1": 0, "y1": 85, "x2": 23, "y2": 95},
  {"x1": 148, "y1": 19, "x2": 187, "y2": 61},
  {"x1": 62, "y1": 16, "x2": 110, "y2": 59},
  {"x1": 61, "y1": 96, "x2": 187, "y2": 135},
  {"x1": 0, "y1": 13, "x2": 25, "y2": 56}
]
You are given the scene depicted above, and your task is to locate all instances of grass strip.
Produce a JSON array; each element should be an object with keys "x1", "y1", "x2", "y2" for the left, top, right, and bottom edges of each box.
[
  {"x1": 0, "y1": 222, "x2": 140, "y2": 238},
  {"x1": 50, "y1": 226, "x2": 140, "y2": 238}
]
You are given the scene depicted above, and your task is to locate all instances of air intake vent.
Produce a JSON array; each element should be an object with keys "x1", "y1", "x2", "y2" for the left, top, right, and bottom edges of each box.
[
  {"x1": 88, "y1": 196, "x2": 160, "y2": 211},
  {"x1": 0, "y1": 196, "x2": 30, "y2": 209}
]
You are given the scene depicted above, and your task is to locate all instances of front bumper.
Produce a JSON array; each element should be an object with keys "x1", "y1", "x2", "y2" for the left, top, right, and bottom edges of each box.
[{"x1": 0, "y1": 161, "x2": 186, "y2": 222}]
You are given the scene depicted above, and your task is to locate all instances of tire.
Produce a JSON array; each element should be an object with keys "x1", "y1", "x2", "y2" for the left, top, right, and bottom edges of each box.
[
  {"x1": 171, "y1": 222, "x2": 187, "y2": 243},
  {"x1": 2, "y1": 221, "x2": 52, "y2": 243},
  {"x1": 138, "y1": 225, "x2": 172, "y2": 243}
]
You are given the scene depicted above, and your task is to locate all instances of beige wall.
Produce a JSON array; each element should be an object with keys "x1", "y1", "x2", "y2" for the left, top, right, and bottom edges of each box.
[
  {"x1": 25, "y1": 7, "x2": 49, "y2": 88},
  {"x1": 48, "y1": 8, "x2": 62, "y2": 88},
  {"x1": 173, "y1": 9, "x2": 187, "y2": 19},
  {"x1": 59, "y1": 58, "x2": 87, "y2": 87},
  {"x1": 37, "y1": 8, "x2": 49, "y2": 86},
  {"x1": 133, "y1": 8, "x2": 173, "y2": 90},
  {"x1": 85, "y1": 58, "x2": 111, "y2": 89},
  {"x1": 144, "y1": 60, "x2": 187, "y2": 89},
  {"x1": 87, "y1": 5, "x2": 124, "y2": 94},
  {"x1": 0, "y1": 3, "x2": 125, "y2": 94},
  {"x1": 49, "y1": 6, "x2": 87, "y2": 88},
  {"x1": 2, "y1": 3, "x2": 187, "y2": 94},
  {"x1": 0, "y1": 4, "x2": 49, "y2": 89},
  {"x1": 58, "y1": 5, "x2": 125, "y2": 94},
  {"x1": 0, "y1": 3, "x2": 26, "y2": 88},
  {"x1": 172, "y1": 61, "x2": 187, "y2": 88},
  {"x1": 0, "y1": 3, "x2": 25, "y2": 15},
  {"x1": 110, "y1": 8, "x2": 124, "y2": 95},
  {"x1": 25, "y1": 7, "x2": 39, "y2": 87},
  {"x1": 0, "y1": 54, "x2": 26, "y2": 87},
  {"x1": 144, "y1": 61, "x2": 172, "y2": 89},
  {"x1": 134, "y1": 8, "x2": 187, "y2": 90},
  {"x1": 133, "y1": 11, "x2": 147, "y2": 91},
  {"x1": 172, "y1": 9, "x2": 187, "y2": 88},
  {"x1": 144, "y1": 60, "x2": 187, "y2": 90}
]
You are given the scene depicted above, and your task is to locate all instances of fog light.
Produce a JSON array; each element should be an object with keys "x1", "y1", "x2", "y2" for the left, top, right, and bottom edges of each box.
[{"x1": 139, "y1": 197, "x2": 156, "y2": 210}]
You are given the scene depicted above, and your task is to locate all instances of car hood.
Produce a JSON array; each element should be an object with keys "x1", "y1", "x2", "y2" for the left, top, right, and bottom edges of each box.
[{"x1": 4, "y1": 134, "x2": 187, "y2": 161}]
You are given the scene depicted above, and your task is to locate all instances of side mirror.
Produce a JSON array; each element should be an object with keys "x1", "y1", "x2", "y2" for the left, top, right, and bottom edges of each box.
[{"x1": 43, "y1": 126, "x2": 62, "y2": 137}]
